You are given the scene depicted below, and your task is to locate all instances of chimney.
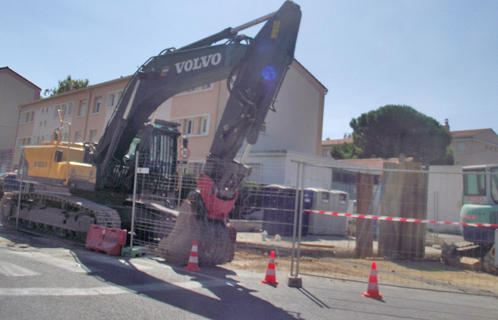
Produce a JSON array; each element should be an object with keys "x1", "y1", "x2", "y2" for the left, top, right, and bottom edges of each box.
[{"x1": 444, "y1": 119, "x2": 450, "y2": 132}]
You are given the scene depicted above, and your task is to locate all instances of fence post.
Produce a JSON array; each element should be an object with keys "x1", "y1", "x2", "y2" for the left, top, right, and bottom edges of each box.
[
  {"x1": 288, "y1": 161, "x2": 304, "y2": 288},
  {"x1": 15, "y1": 149, "x2": 26, "y2": 231},
  {"x1": 130, "y1": 151, "x2": 139, "y2": 250},
  {"x1": 290, "y1": 162, "x2": 300, "y2": 277}
]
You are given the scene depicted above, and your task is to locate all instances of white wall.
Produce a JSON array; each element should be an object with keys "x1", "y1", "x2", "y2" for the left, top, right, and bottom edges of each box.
[
  {"x1": 250, "y1": 66, "x2": 321, "y2": 155},
  {"x1": 427, "y1": 165, "x2": 464, "y2": 233},
  {"x1": 241, "y1": 150, "x2": 364, "y2": 189}
]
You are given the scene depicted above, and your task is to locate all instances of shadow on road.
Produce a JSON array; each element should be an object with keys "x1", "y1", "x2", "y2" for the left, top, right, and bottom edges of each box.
[{"x1": 0, "y1": 225, "x2": 301, "y2": 320}]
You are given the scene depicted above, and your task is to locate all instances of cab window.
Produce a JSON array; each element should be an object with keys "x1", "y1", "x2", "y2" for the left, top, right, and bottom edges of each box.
[
  {"x1": 491, "y1": 167, "x2": 498, "y2": 204},
  {"x1": 463, "y1": 169, "x2": 486, "y2": 196}
]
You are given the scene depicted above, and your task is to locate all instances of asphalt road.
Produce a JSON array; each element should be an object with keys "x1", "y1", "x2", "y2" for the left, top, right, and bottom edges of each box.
[{"x1": 0, "y1": 227, "x2": 497, "y2": 320}]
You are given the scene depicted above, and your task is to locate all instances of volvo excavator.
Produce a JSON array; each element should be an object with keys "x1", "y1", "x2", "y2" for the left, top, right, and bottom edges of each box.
[{"x1": 1, "y1": 1, "x2": 301, "y2": 265}]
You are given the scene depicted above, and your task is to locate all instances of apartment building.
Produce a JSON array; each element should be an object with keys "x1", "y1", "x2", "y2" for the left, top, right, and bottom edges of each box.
[
  {"x1": 15, "y1": 60, "x2": 327, "y2": 181},
  {"x1": 15, "y1": 76, "x2": 129, "y2": 161},
  {"x1": 0, "y1": 67, "x2": 41, "y2": 171},
  {"x1": 450, "y1": 128, "x2": 498, "y2": 166}
]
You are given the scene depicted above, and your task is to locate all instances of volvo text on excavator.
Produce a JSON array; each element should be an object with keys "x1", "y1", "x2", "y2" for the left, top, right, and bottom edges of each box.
[{"x1": 1, "y1": 1, "x2": 301, "y2": 265}]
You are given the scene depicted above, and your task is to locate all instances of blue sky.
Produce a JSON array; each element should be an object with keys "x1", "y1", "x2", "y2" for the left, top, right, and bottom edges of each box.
[{"x1": 2, "y1": 0, "x2": 497, "y2": 140}]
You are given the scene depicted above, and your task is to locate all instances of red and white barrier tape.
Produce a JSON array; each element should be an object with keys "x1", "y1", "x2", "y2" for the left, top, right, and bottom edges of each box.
[{"x1": 305, "y1": 210, "x2": 498, "y2": 228}]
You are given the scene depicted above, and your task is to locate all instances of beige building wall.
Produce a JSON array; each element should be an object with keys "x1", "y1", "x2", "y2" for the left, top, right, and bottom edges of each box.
[
  {"x1": 14, "y1": 77, "x2": 130, "y2": 165},
  {"x1": 170, "y1": 82, "x2": 224, "y2": 161},
  {"x1": 0, "y1": 67, "x2": 40, "y2": 171},
  {"x1": 450, "y1": 129, "x2": 498, "y2": 166},
  {"x1": 16, "y1": 61, "x2": 326, "y2": 173}
]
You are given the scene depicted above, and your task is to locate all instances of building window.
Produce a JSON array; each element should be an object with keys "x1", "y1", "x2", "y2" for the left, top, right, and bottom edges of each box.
[
  {"x1": 107, "y1": 90, "x2": 123, "y2": 108},
  {"x1": 174, "y1": 115, "x2": 210, "y2": 137},
  {"x1": 66, "y1": 102, "x2": 73, "y2": 115},
  {"x1": 187, "y1": 162, "x2": 204, "y2": 175},
  {"x1": 200, "y1": 117, "x2": 209, "y2": 135},
  {"x1": 88, "y1": 130, "x2": 98, "y2": 142},
  {"x1": 185, "y1": 119, "x2": 194, "y2": 135},
  {"x1": 61, "y1": 132, "x2": 69, "y2": 142},
  {"x1": 181, "y1": 83, "x2": 213, "y2": 95},
  {"x1": 457, "y1": 142, "x2": 466, "y2": 153},
  {"x1": 20, "y1": 111, "x2": 35, "y2": 124},
  {"x1": 78, "y1": 101, "x2": 87, "y2": 117},
  {"x1": 53, "y1": 102, "x2": 74, "y2": 117},
  {"x1": 16, "y1": 137, "x2": 31, "y2": 149},
  {"x1": 92, "y1": 97, "x2": 102, "y2": 114},
  {"x1": 74, "y1": 131, "x2": 83, "y2": 143}
]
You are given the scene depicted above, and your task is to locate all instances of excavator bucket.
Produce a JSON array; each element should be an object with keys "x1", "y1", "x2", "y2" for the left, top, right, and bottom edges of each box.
[{"x1": 157, "y1": 192, "x2": 236, "y2": 266}]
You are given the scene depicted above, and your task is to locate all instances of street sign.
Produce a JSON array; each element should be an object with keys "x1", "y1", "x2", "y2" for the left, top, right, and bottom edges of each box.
[
  {"x1": 137, "y1": 167, "x2": 149, "y2": 174},
  {"x1": 180, "y1": 147, "x2": 190, "y2": 159}
]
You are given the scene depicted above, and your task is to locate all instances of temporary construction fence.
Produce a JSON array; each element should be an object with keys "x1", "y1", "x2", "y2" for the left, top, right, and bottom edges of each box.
[
  {"x1": 128, "y1": 157, "x2": 498, "y2": 295},
  {"x1": 285, "y1": 160, "x2": 498, "y2": 296}
]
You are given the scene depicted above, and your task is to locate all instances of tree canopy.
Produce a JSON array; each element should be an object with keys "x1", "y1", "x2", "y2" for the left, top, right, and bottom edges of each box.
[
  {"x1": 333, "y1": 105, "x2": 453, "y2": 165},
  {"x1": 43, "y1": 75, "x2": 89, "y2": 97},
  {"x1": 330, "y1": 142, "x2": 362, "y2": 160}
]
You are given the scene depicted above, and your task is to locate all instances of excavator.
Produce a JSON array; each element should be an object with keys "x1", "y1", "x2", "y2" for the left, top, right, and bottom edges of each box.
[
  {"x1": 1, "y1": 1, "x2": 301, "y2": 265},
  {"x1": 442, "y1": 165, "x2": 498, "y2": 274}
]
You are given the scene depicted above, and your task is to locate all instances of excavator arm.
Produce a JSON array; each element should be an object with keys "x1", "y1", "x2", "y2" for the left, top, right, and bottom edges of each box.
[
  {"x1": 202, "y1": 1, "x2": 301, "y2": 221},
  {"x1": 92, "y1": 1, "x2": 300, "y2": 265},
  {"x1": 94, "y1": 1, "x2": 301, "y2": 224},
  {"x1": 92, "y1": 43, "x2": 249, "y2": 182}
]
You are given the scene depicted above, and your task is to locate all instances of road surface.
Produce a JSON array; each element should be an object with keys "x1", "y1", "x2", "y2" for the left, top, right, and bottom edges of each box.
[{"x1": 0, "y1": 226, "x2": 496, "y2": 320}]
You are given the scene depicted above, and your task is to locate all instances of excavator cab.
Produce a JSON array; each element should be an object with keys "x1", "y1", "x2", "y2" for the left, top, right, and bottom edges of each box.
[
  {"x1": 98, "y1": 119, "x2": 180, "y2": 197},
  {"x1": 461, "y1": 165, "x2": 498, "y2": 245},
  {"x1": 129, "y1": 120, "x2": 180, "y2": 197},
  {"x1": 444, "y1": 164, "x2": 498, "y2": 274}
]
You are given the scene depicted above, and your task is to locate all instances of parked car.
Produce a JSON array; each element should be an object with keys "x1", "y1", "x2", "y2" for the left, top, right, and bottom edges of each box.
[{"x1": 0, "y1": 171, "x2": 35, "y2": 194}]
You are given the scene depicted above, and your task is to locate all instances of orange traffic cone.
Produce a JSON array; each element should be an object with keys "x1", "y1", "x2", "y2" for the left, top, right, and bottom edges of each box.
[
  {"x1": 262, "y1": 251, "x2": 278, "y2": 285},
  {"x1": 362, "y1": 262, "x2": 383, "y2": 299},
  {"x1": 184, "y1": 241, "x2": 201, "y2": 272}
]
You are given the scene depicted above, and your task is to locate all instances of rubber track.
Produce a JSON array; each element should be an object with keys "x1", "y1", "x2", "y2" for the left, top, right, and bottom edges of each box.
[{"x1": 4, "y1": 192, "x2": 121, "y2": 232}]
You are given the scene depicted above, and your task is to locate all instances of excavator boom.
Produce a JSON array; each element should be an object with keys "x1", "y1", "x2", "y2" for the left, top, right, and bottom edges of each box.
[
  {"x1": 6, "y1": 1, "x2": 302, "y2": 266},
  {"x1": 93, "y1": 1, "x2": 301, "y2": 201}
]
